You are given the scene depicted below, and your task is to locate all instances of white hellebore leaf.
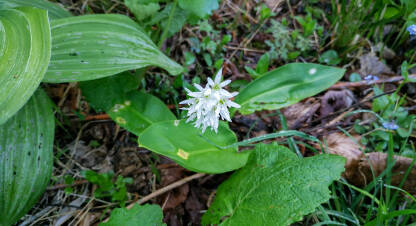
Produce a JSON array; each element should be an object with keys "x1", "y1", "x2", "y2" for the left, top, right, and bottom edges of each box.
[{"x1": 180, "y1": 68, "x2": 240, "y2": 133}]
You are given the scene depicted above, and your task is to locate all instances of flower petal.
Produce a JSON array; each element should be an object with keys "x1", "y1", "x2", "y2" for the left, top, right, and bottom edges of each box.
[
  {"x1": 220, "y1": 79, "x2": 231, "y2": 87},
  {"x1": 194, "y1": 83, "x2": 204, "y2": 91},
  {"x1": 214, "y1": 68, "x2": 223, "y2": 84}
]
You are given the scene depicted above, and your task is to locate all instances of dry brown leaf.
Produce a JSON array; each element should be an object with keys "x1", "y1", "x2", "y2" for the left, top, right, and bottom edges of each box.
[
  {"x1": 359, "y1": 53, "x2": 393, "y2": 76},
  {"x1": 356, "y1": 153, "x2": 416, "y2": 194},
  {"x1": 282, "y1": 99, "x2": 320, "y2": 129},
  {"x1": 325, "y1": 133, "x2": 364, "y2": 179},
  {"x1": 159, "y1": 168, "x2": 189, "y2": 210},
  {"x1": 320, "y1": 90, "x2": 355, "y2": 118},
  {"x1": 324, "y1": 133, "x2": 416, "y2": 194}
]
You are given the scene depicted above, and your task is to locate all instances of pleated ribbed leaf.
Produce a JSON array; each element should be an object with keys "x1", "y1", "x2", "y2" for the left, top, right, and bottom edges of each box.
[
  {"x1": 202, "y1": 143, "x2": 345, "y2": 226},
  {"x1": 0, "y1": 7, "x2": 51, "y2": 125},
  {"x1": 0, "y1": 89, "x2": 55, "y2": 226},
  {"x1": 0, "y1": 0, "x2": 72, "y2": 19},
  {"x1": 44, "y1": 14, "x2": 183, "y2": 83}
]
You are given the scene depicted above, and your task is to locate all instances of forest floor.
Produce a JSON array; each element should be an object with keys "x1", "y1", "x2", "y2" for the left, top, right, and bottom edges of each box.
[{"x1": 19, "y1": 0, "x2": 416, "y2": 225}]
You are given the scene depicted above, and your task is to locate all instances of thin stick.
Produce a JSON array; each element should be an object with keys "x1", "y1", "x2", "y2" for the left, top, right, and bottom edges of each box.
[
  {"x1": 47, "y1": 180, "x2": 89, "y2": 191},
  {"x1": 84, "y1": 114, "x2": 110, "y2": 121},
  {"x1": 101, "y1": 173, "x2": 205, "y2": 223},
  {"x1": 129, "y1": 173, "x2": 206, "y2": 208},
  {"x1": 329, "y1": 75, "x2": 416, "y2": 89}
]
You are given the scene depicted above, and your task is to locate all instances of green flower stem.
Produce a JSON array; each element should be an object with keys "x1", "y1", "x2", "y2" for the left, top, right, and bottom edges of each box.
[{"x1": 158, "y1": 0, "x2": 178, "y2": 48}]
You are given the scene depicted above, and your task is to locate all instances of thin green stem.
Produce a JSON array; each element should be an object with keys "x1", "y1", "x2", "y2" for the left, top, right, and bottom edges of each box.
[
  {"x1": 158, "y1": 0, "x2": 178, "y2": 48},
  {"x1": 277, "y1": 110, "x2": 303, "y2": 157},
  {"x1": 385, "y1": 132, "x2": 394, "y2": 207}
]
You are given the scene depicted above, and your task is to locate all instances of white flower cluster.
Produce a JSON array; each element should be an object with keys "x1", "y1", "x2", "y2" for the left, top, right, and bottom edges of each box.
[{"x1": 180, "y1": 68, "x2": 240, "y2": 133}]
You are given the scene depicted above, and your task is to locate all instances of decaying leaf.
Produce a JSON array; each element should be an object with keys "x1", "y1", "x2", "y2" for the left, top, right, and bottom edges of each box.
[
  {"x1": 359, "y1": 53, "x2": 393, "y2": 76},
  {"x1": 325, "y1": 133, "x2": 364, "y2": 179},
  {"x1": 324, "y1": 133, "x2": 416, "y2": 194},
  {"x1": 357, "y1": 153, "x2": 416, "y2": 194},
  {"x1": 320, "y1": 90, "x2": 355, "y2": 118},
  {"x1": 282, "y1": 99, "x2": 320, "y2": 129},
  {"x1": 159, "y1": 168, "x2": 189, "y2": 210}
]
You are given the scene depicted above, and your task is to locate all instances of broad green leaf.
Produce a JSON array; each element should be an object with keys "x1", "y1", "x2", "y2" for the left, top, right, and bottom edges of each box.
[
  {"x1": 178, "y1": 0, "x2": 218, "y2": 18},
  {"x1": 0, "y1": 89, "x2": 55, "y2": 226},
  {"x1": 44, "y1": 14, "x2": 183, "y2": 83},
  {"x1": 80, "y1": 73, "x2": 176, "y2": 135},
  {"x1": 319, "y1": 50, "x2": 341, "y2": 65},
  {"x1": 0, "y1": 0, "x2": 71, "y2": 19},
  {"x1": 100, "y1": 204, "x2": 165, "y2": 226},
  {"x1": 107, "y1": 91, "x2": 176, "y2": 135},
  {"x1": 80, "y1": 72, "x2": 141, "y2": 112},
  {"x1": 125, "y1": 0, "x2": 160, "y2": 21},
  {"x1": 148, "y1": 3, "x2": 188, "y2": 38},
  {"x1": 202, "y1": 143, "x2": 345, "y2": 226},
  {"x1": 234, "y1": 63, "x2": 345, "y2": 114},
  {"x1": 138, "y1": 120, "x2": 250, "y2": 173},
  {"x1": 0, "y1": 7, "x2": 51, "y2": 124}
]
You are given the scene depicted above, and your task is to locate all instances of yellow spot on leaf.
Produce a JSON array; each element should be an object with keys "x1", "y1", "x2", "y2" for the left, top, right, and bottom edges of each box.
[
  {"x1": 174, "y1": 120, "x2": 180, "y2": 126},
  {"x1": 115, "y1": 117, "x2": 126, "y2": 124},
  {"x1": 177, "y1": 149, "x2": 189, "y2": 160}
]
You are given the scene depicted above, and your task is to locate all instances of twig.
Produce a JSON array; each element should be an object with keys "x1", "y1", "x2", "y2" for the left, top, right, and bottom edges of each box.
[
  {"x1": 130, "y1": 173, "x2": 205, "y2": 207},
  {"x1": 227, "y1": 0, "x2": 283, "y2": 61},
  {"x1": 329, "y1": 75, "x2": 416, "y2": 89},
  {"x1": 101, "y1": 173, "x2": 205, "y2": 223},
  {"x1": 304, "y1": 90, "x2": 395, "y2": 127},
  {"x1": 84, "y1": 114, "x2": 110, "y2": 121},
  {"x1": 224, "y1": 45, "x2": 266, "y2": 53},
  {"x1": 47, "y1": 180, "x2": 89, "y2": 191},
  {"x1": 226, "y1": 1, "x2": 258, "y2": 24},
  {"x1": 83, "y1": 104, "x2": 179, "y2": 121}
]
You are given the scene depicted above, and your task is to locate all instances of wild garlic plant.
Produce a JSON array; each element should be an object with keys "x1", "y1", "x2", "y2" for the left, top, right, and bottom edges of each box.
[{"x1": 180, "y1": 68, "x2": 240, "y2": 133}]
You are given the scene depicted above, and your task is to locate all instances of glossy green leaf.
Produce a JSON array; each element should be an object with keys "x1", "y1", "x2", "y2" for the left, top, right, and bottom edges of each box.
[
  {"x1": 80, "y1": 72, "x2": 141, "y2": 112},
  {"x1": 0, "y1": 89, "x2": 55, "y2": 226},
  {"x1": 178, "y1": 0, "x2": 218, "y2": 18},
  {"x1": 202, "y1": 143, "x2": 345, "y2": 226},
  {"x1": 44, "y1": 14, "x2": 183, "y2": 83},
  {"x1": 0, "y1": 7, "x2": 51, "y2": 124},
  {"x1": 234, "y1": 63, "x2": 345, "y2": 115},
  {"x1": 100, "y1": 204, "x2": 165, "y2": 226},
  {"x1": 138, "y1": 120, "x2": 250, "y2": 173},
  {"x1": 80, "y1": 73, "x2": 176, "y2": 135},
  {"x1": 0, "y1": 0, "x2": 71, "y2": 19},
  {"x1": 108, "y1": 91, "x2": 176, "y2": 135}
]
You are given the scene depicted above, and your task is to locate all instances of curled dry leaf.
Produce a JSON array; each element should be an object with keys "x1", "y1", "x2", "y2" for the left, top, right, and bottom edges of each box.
[
  {"x1": 359, "y1": 53, "x2": 393, "y2": 76},
  {"x1": 70, "y1": 141, "x2": 113, "y2": 173},
  {"x1": 325, "y1": 132, "x2": 364, "y2": 180},
  {"x1": 357, "y1": 153, "x2": 416, "y2": 194},
  {"x1": 320, "y1": 90, "x2": 355, "y2": 118},
  {"x1": 324, "y1": 133, "x2": 416, "y2": 194},
  {"x1": 282, "y1": 99, "x2": 320, "y2": 129},
  {"x1": 159, "y1": 168, "x2": 189, "y2": 210}
]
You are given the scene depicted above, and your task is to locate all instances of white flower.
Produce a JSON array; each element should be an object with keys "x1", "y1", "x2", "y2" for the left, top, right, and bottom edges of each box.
[{"x1": 180, "y1": 68, "x2": 240, "y2": 133}]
